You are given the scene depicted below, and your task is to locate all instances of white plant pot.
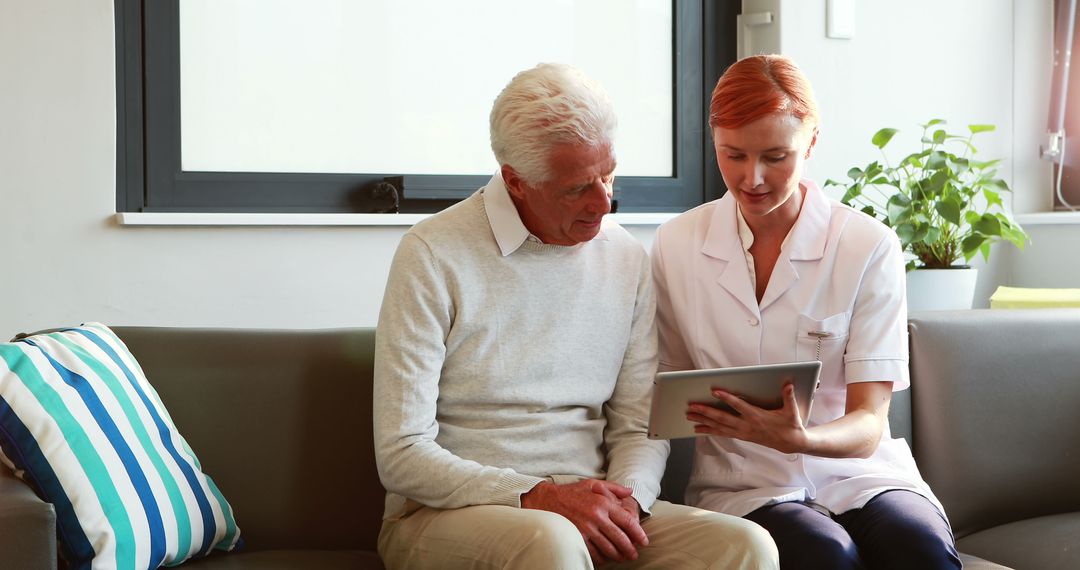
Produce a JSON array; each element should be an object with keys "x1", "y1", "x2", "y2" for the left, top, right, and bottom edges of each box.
[{"x1": 905, "y1": 267, "x2": 978, "y2": 312}]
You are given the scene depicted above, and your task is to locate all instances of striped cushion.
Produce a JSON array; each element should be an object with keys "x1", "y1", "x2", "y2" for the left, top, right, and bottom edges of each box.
[{"x1": 0, "y1": 323, "x2": 240, "y2": 569}]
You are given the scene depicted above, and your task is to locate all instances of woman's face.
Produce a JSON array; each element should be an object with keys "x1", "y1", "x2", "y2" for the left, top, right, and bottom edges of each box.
[{"x1": 712, "y1": 112, "x2": 817, "y2": 224}]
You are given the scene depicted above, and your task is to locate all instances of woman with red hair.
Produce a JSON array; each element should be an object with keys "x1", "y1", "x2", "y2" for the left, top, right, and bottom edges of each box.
[{"x1": 651, "y1": 55, "x2": 960, "y2": 569}]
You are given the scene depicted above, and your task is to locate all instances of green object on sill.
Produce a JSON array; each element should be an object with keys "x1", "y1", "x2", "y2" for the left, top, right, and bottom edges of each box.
[{"x1": 989, "y1": 286, "x2": 1080, "y2": 308}]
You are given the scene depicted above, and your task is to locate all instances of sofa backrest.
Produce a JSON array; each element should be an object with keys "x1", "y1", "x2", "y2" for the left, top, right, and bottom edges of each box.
[
  {"x1": 113, "y1": 326, "x2": 384, "y2": 553},
  {"x1": 908, "y1": 309, "x2": 1080, "y2": 538},
  {"x1": 111, "y1": 309, "x2": 1080, "y2": 550}
]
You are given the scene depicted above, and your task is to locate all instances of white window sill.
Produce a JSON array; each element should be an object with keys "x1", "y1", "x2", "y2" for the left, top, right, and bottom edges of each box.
[
  {"x1": 114, "y1": 212, "x2": 680, "y2": 227},
  {"x1": 1014, "y1": 212, "x2": 1080, "y2": 225}
]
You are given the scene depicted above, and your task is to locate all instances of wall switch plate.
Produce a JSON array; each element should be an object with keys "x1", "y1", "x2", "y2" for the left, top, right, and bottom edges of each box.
[{"x1": 827, "y1": 0, "x2": 855, "y2": 39}]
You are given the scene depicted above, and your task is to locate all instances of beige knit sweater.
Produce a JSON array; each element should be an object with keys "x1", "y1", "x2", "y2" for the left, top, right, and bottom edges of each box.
[{"x1": 373, "y1": 189, "x2": 668, "y2": 520}]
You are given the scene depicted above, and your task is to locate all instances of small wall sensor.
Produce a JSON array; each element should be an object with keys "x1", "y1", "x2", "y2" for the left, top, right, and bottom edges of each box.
[{"x1": 827, "y1": 0, "x2": 855, "y2": 39}]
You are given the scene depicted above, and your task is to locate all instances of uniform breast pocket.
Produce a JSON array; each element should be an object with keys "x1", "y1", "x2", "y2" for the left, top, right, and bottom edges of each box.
[{"x1": 795, "y1": 312, "x2": 850, "y2": 364}]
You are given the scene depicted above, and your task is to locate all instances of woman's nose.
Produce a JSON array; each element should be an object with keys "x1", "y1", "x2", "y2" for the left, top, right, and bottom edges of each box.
[{"x1": 744, "y1": 159, "x2": 765, "y2": 187}]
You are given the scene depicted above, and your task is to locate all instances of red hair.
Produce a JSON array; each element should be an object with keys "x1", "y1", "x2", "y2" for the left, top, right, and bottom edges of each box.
[{"x1": 709, "y1": 55, "x2": 819, "y2": 130}]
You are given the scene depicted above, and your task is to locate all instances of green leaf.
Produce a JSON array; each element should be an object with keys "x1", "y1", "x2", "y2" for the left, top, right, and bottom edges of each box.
[
  {"x1": 824, "y1": 178, "x2": 842, "y2": 187},
  {"x1": 964, "y1": 210, "x2": 982, "y2": 225},
  {"x1": 887, "y1": 194, "x2": 913, "y2": 225},
  {"x1": 918, "y1": 171, "x2": 949, "y2": 199},
  {"x1": 901, "y1": 150, "x2": 930, "y2": 169},
  {"x1": 932, "y1": 129, "x2": 947, "y2": 144},
  {"x1": 953, "y1": 139, "x2": 978, "y2": 155},
  {"x1": 969, "y1": 124, "x2": 996, "y2": 134},
  {"x1": 923, "y1": 226, "x2": 942, "y2": 245},
  {"x1": 971, "y1": 159, "x2": 1002, "y2": 170},
  {"x1": 925, "y1": 151, "x2": 948, "y2": 170},
  {"x1": 841, "y1": 183, "x2": 863, "y2": 204},
  {"x1": 950, "y1": 157, "x2": 970, "y2": 174},
  {"x1": 973, "y1": 214, "x2": 1002, "y2": 236},
  {"x1": 922, "y1": 119, "x2": 946, "y2": 128},
  {"x1": 1002, "y1": 225, "x2": 1029, "y2": 249},
  {"x1": 905, "y1": 259, "x2": 918, "y2": 272},
  {"x1": 910, "y1": 224, "x2": 930, "y2": 243},
  {"x1": 872, "y1": 128, "x2": 898, "y2": 149},
  {"x1": 935, "y1": 197, "x2": 962, "y2": 225},
  {"x1": 860, "y1": 205, "x2": 878, "y2": 219},
  {"x1": 895, "y1": 223, "x2": 916, "y2": 246},
  {"x1": 864, "y1": 161, "x2": 883, "y2": 178},
  {"x1": 990, "y1": 178, "x2": 1011, "y2": 191},
  {"x1": 847, "y1": 167, "x2": 865, "y2": 180},
  {"x1": 979, "y1": 241, "x2": 992, "y2": 261},
  {"x1": 983, "y1": 188, "x2": 1003, "y2": 208},
  {"x1": 961, "y1": 234, "x2": 987, "y2": 258}
]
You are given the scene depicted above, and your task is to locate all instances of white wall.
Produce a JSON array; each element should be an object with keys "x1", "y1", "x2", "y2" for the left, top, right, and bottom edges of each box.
[
  {"x1": 0, "y1": 0, "x2": 1070, "y2": 339},
  {"x1": 743, "y1": 0, "x2": 1067, "y2": 305}
]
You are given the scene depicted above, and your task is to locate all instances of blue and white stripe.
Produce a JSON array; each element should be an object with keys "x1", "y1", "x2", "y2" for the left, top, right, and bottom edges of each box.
[{"x1": 0, "y1": 323, "x2": 240, "y2": 569}]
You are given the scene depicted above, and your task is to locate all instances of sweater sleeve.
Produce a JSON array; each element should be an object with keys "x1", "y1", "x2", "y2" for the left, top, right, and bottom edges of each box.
[
  {"x1": 602, "y1": 249, "x2": 670, "y2": 513},
  {"x1": 372, "y1": 234, "x2": 545, "y2": 511}
]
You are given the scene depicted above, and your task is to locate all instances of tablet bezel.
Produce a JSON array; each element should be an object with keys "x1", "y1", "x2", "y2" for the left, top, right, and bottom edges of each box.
[{"x1": 647, "y1": 361, "x2": 822, "y2": 440}]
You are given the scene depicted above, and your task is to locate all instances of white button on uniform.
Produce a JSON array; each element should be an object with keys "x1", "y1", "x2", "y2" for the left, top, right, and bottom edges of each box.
[{"x1": 748, "y1": 318, "x2": 759, "y2": 326}]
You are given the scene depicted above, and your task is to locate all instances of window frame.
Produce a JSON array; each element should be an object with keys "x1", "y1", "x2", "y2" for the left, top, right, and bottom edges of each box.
[{"x1": 116, "y1": 1, "x2": 737, "y2": 214}]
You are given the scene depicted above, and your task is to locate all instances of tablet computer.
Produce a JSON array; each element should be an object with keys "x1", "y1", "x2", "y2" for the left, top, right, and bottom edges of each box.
[{"x1": 647, "y1": 361, "x2": 822, "y2": 440}]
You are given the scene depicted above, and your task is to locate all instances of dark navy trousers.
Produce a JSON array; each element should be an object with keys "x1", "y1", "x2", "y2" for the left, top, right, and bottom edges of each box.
[{"x1": 744, "y1": 490, "x2": 962, "y2": 570}]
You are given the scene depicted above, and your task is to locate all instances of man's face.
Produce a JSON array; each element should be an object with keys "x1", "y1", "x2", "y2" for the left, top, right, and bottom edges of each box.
[{"x1": 504, "y1": 142, "x2": 616, "y2": 246}]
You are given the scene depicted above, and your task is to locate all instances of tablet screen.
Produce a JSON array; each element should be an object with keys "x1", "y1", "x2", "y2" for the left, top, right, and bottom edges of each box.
[{"x1": 647, "y1": 361, "x2": 821, "y2": 440}]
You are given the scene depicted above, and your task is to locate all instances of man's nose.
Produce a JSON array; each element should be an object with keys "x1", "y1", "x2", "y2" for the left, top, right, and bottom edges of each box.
[{"x1": 585, "y1": 179, "x2": 612, "y2": 215}]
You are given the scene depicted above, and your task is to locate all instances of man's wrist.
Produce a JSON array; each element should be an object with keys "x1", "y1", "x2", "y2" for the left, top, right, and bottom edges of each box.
[{"x1": 520, "y1": 480, "x2": 553, "y2": 509}]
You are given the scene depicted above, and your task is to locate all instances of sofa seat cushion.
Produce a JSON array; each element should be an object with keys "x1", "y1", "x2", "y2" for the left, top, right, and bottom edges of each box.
[
  {"x1": 179, "y1": 549, "x2": 383, "y2": 569},
  {"x1": 957, "y1": 512, "x2": 1080, "y2": 570},
  {"x1": 959, "y1": 552, "x2": 1014, "y2": 570}
]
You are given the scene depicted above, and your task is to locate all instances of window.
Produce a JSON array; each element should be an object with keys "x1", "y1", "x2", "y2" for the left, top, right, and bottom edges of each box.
[
  {"x1": 1049, "y1": 0, "x2": 1080, "y2": 210},
  {"x1": 116, "y1": 1, "x2": 738, "y2": 214}
]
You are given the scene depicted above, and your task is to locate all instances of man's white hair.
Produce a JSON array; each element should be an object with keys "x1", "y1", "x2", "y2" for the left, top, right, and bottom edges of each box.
[{"x1": 490, "y1": 63, "x2": 617, "y2": 186}]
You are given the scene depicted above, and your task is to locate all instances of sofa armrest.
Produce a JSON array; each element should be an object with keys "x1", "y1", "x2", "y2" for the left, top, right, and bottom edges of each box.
[{"x1": 0, "y1": 467, "x2": 57, "y2": 570}]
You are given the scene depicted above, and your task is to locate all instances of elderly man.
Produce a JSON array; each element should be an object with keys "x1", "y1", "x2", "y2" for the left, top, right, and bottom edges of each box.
[{"x1": 373, "y1": 63, "x2": 777, "y2": 569}]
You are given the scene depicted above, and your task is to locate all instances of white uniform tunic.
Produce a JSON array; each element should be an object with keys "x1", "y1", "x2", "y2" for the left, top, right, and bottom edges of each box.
[{"x1": 651, "y1": 180, "x2": 944, "y2": 518}]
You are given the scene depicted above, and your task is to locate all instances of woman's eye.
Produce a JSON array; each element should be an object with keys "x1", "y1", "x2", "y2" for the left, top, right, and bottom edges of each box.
[
  {"x1": 726, "y1": 154, "x2": 745, "y2": 161},
  {"x1": 765, "y1": 155, "x2": 787, "y2": 163}
]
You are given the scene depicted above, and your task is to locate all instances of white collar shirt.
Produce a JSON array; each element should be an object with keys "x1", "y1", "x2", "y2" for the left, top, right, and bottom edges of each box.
[
  {"x1": 734, "y1": 202, "x2": 796, "y2": 292},
  {"x1": 481, "y1": 171, "x2": 608, "y2": 256},
  {"x1": 651, "y1": 179, "x2": 944, "y2": 518}
]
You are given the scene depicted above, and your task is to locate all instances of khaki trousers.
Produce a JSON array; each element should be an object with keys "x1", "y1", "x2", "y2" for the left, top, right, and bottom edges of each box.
[{"x1": 378, "y1": 499, "x2": 778, "y2": 570}]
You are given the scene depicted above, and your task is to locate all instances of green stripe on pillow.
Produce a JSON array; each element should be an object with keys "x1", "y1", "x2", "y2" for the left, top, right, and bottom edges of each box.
[{"x1": 0, "y1": 324, "x2": 241, "y2": 569}]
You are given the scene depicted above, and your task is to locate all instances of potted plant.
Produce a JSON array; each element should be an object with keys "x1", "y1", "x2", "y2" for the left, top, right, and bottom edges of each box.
[{"x1": 825, "y1": 120, "x2": 1028, "y2": 311}]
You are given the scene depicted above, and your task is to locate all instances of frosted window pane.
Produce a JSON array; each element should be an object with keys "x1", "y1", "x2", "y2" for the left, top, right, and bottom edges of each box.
[{"x1": 180, "y1": 0, "x2": 673, "y2": 177}]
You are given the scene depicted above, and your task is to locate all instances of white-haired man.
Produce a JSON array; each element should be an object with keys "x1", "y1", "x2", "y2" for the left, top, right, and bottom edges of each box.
[{"x1": 373, "y1": 63, "x2": 778, "y2": 569}]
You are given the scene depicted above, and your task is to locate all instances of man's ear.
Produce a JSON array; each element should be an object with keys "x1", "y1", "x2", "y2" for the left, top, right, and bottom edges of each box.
[{"x1": 501, "y1": 164, "x2": 528, "y2": 200}]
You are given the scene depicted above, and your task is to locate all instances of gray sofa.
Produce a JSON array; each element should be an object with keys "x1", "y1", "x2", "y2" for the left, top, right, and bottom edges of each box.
[{"x1": 3, "y1": 309, "x2": 1079, "y2": 569}]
